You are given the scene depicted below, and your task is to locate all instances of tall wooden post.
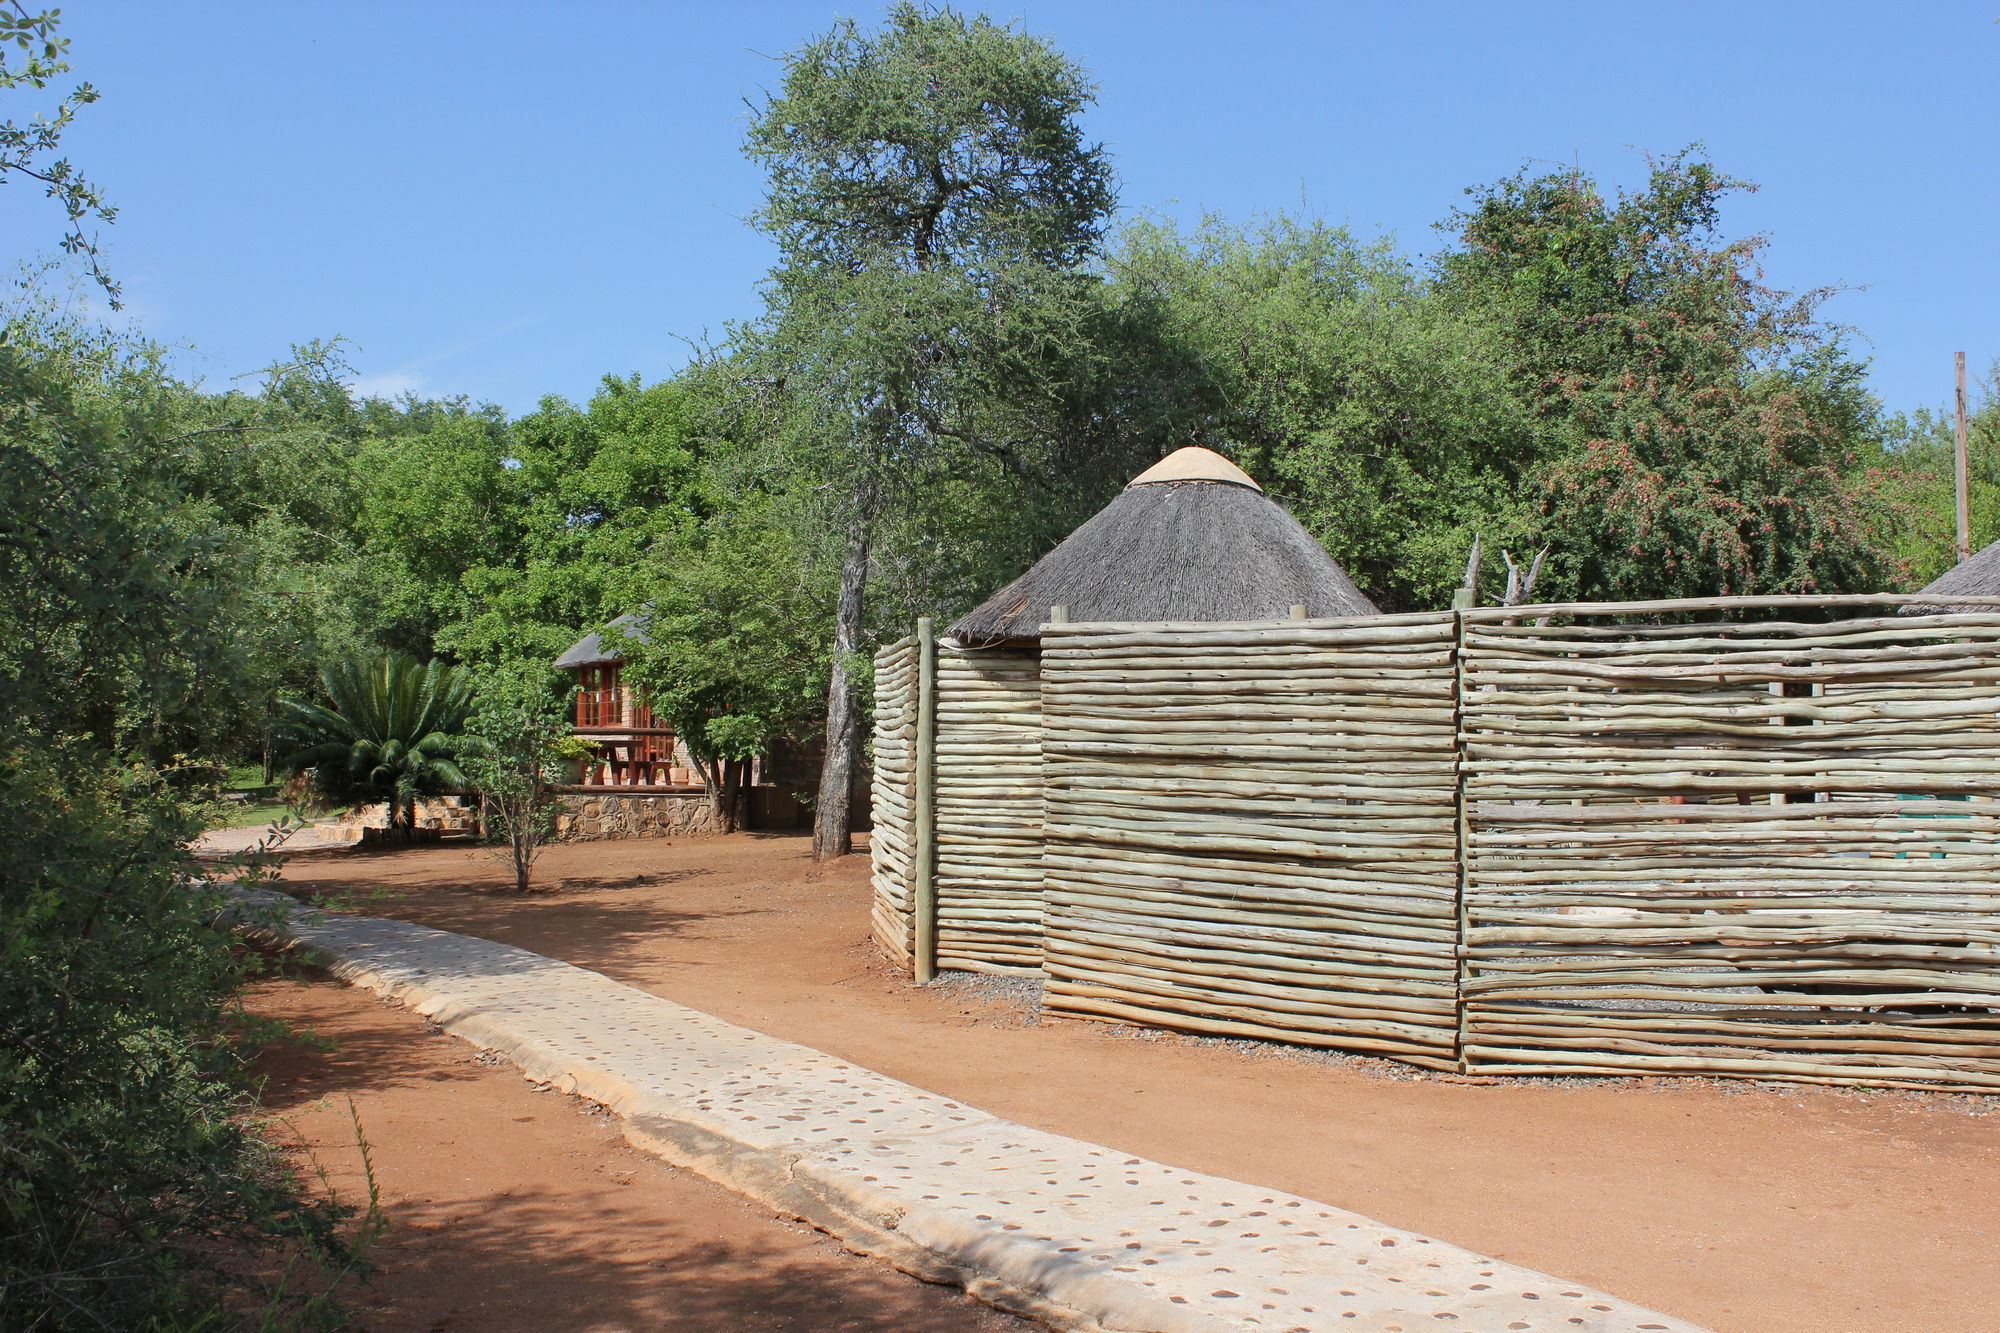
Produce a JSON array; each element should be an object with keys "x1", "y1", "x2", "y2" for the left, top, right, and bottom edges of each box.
[
  {"x1": 1956, "y1": 351, "x2": 1973, "y2": 562},
  {"x1": 912, "y1": 618, "x2": 939, "y2": 984},
  {"x1": 1449, "y1": 606, "x2": 1472, "y2": 1074}
]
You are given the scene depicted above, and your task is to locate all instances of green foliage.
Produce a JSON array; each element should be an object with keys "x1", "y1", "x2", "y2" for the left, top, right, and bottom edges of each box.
[
  {"x1": 272, "y1": 654, "x2": 481, "y2": 833},
  {"x1": 433, "y1": 374, "x2": 714, "y2": 667},
  {"x1": 613, "y1": 499, "x2": 836, "y2": 771},
  {"x1": 1433, "y1": 151, "x2": 1904, "y2": 601},
  {"x1": 0, "y1": 749, "x2": 362, "y2": 1329},
  {"x1": 747, "y1": 2, "x2": 1113, "y2": 275},
  {"x1": 0, "y1": 6, "x2": 117, "y2": 302},
  {"x1": 1070, "y1": 155, "x2": 1910, "y2": 612},
  {"x1": 464, "y1": 663, "x2": 588, "y2": 892},
  {"x1": 1098, "y1": 213, "x2": 1531, "y2": 609},
  {"x1": 347, "y1": 407, "x2": 519, "y2": 656},
  {"x1": 0, "y1": 316, "x2": 365, "y2": 1325},
  {"x1": 1875, "y1": 364, "x2": 2000, "y2": 585}
]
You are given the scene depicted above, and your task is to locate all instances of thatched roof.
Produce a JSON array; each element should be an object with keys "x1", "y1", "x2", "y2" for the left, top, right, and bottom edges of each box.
[
  {"x1": 1902, "y1": 540, "x2": 2000, "y2": 615},
  {"x1": 554, "y1": 612, "x2": 649, "y2": 670},
  {"x1": 947, "y1": 446, "x2": 1377, "y2": 646}
]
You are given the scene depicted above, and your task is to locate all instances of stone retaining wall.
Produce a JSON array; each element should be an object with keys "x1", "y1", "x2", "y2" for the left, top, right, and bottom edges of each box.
[
  {"x1": 325, "y1": 796, "x2": 479, "y2": 841},
  {"x1": 554, "y1": 791, "x2": 719, "y2": 842}
]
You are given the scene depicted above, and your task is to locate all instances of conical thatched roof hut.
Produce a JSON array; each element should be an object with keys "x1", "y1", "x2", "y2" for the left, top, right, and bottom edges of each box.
[
  {"x1": 947, "y1": 447, "x2": 1376, "y2": 645},
  {"x1": 1903, "y1": 540, "x2": 2000, "y2": 615}
]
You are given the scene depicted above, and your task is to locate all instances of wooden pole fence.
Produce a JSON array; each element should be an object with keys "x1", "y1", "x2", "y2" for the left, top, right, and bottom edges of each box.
[{"x1": 866, "y1": 602, "x2": 2000, "y2": 1092}]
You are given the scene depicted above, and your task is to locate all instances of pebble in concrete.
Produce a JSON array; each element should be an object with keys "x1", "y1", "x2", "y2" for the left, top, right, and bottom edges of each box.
[{"x1": 234, "y1": 889, "x2": 1709, "y2": 1333}]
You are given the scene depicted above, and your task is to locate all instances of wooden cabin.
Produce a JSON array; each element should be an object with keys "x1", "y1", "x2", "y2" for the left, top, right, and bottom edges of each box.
[
  {"x1": 552, "y1": 613, "x2": 824, "y2": 835},
  {"x1": 554, "y1": 614, "x2": 698, "y2": 789}
]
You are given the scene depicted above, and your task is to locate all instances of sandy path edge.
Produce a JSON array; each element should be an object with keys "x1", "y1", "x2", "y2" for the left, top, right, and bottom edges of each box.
[{"x1": 228, "y1": 887, "x2": 1708, "y2": 1333}]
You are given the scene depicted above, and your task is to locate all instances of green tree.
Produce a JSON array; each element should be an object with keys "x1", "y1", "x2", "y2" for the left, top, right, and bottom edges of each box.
[
  {"x1": 1875, "y1": 364, "x2": 2000, "y2": 585},
  {"x1": 0, "y1": 314, "x2": 358, "y2": 1325},
  {"x1": 744, "y1": 2, "x2": 1117, "y2": 858},
  {"x1": 436, "y1": 373, "x2": 713, "y2": 669},
  {"x1": 465, "y1": 664, "x2": 588, "y2": 891},
  {"x1": 613, "y1": 495, "x2": 838, "y2": 833},
  {"x1": 273, "y1": 653, "x2": 481, "y2": 835},
  {"x1": 349, "y1": 405, "x2": 521, "y2": 656},
  {"x1": 1434, "y1": 151, "x2": 1903, "y2": 601},
  {"x1": 1097, "y1": 213, "x2": 1528, "y2": 609}
]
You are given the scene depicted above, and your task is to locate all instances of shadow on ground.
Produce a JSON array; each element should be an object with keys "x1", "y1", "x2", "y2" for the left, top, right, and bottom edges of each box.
[{"x1": 244, "y1": 967, "x2": 1024, "y2": 1333}]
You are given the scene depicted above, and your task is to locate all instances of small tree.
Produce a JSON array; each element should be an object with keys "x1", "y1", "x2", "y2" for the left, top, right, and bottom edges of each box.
[
  {"x1": 464, "y1": 666, "x2": 586, "y2": 892},
  {"x1": 272, "y1": 654, "x2": 480, "y2": 836}
]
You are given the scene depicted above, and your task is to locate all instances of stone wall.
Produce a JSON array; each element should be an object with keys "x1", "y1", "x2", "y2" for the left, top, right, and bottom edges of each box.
[
  {"x1": 553, "y1": 791, "x2": 720, "y2": 842},
  {"x1": 324, "y1": 796, "x2": 479, "y2": 841}
]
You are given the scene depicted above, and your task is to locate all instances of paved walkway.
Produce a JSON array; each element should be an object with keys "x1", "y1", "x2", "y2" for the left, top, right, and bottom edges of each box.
[
  {"x1": 197, "y1": 823, "x2": 358, "y2": 858},
  {"x1": 235, "y1": 889, "x2": 1707, "y2": 1333}
]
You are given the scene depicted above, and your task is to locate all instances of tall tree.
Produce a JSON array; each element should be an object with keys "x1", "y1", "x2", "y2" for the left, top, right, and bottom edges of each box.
[
  {"x1": 743, "y1": 3, "x2": 1116, "y2": 858},
  {"x1": 1434, "y1": 152, "x2": 1902, "y2": 600},
  {"x1": 1097, "y1": 214, "x2": 1528, "y2": 610}
]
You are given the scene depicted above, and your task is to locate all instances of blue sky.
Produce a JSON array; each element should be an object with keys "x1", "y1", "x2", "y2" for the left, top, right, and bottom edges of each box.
[{"x1": 16, "y1": 1, "x2": 1997, "y2": 419}]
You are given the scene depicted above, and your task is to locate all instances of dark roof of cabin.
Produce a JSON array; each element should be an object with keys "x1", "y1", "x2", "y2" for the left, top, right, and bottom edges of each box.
[
  {"x1": 947, "y1": 446, "x2": 1377, "y2": 645},
  {"x1": 554, "y1": 612, "x2": 649, "y2": 670}
]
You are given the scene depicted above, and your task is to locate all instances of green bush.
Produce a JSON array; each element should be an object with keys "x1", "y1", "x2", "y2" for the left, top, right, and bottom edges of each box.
[{"x1": 0, "y1": 747, "x2": 363, "y2": 1328}]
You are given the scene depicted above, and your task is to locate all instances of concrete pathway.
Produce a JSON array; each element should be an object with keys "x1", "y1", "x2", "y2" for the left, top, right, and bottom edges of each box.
[
  {"x1": 235, "y1": 889, "x2": 1707, "y2": 1333},
  {"x1": 197, "y1": 822, "x2": 357, "y2": 858}
]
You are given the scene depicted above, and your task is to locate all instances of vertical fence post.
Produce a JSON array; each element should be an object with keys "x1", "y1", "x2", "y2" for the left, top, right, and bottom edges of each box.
[
  {"x1": 912, "y1": 618, "x2": 939, "y2": 984},
  {"x1": 1956, "y1": 350, "x2": 1972, "y2": 562},
  {"x1": 1450, "y1": 607, "x2": 1472, "y2": 1075}
]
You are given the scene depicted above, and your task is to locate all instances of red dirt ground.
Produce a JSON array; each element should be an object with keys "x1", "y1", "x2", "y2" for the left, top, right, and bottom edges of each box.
[
  {"x1": 246, "y1": 969, "x2": 1028, "y2": 1331},
  {"x1": 272, "y1": 833, "x2": 2000, "y2": 1333}
]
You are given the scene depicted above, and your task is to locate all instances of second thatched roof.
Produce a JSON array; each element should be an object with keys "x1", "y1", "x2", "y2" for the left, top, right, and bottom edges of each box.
[
  {"x1": 1902, "y1": 539, "x2": 2000, "y2": 615},
  {"x1": 947, "y1": 447, "x2": 1377, "y2": 645}
]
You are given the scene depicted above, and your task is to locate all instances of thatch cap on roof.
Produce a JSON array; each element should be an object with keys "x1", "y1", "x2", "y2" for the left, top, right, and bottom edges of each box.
[
  {"x1": 946, "y1": 446, "x2": 1377, "y2": 646},
  {"x1": 1901, "y1": 539, "x2": 2000, "y2": 615},
  {"x1": 554, "y1": 612, "x2": 649, "y2": 670},
  {"x1": 1126, "y1": 446, "x2": 1261, "y2": 490}
]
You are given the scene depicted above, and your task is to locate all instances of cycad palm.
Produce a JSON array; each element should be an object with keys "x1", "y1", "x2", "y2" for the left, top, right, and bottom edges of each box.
[{"x1": 274, "y1": 654, "x2": 481, "y2": 834}]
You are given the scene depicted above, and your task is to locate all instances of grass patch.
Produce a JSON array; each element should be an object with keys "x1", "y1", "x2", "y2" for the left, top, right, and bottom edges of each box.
[
  {"x1": 212, "y1": 766, "x2": 290, "y2": 830},
  {"x1": 215, "y1": 801, "x2": 294, "y2": 830}
]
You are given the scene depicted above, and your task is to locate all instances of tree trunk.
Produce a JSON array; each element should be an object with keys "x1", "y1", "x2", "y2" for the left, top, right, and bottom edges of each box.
[
  {"x1": 696, "y1": 754, "x2": 740, "y2": 834},
  {"x1": 813, "y1": 485, "x2": 876, "y2": 861}
]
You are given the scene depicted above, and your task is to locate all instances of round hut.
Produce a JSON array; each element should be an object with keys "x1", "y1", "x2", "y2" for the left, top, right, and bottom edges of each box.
[
  {"x1": 871, "y1": 446, "x2": 1377, "y2": 976},
  {"x1": 947, "y1": 446, "x2": 1375, "y2": 645}
]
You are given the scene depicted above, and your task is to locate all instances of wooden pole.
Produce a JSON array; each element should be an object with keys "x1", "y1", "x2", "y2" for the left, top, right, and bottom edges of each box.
[
  {"x1": 1450, "y1": 607, "x2": 1472, "y2": 1075},
  {"x1": 912, "y1": 617, "x2": 939, "y2": 984},
  {"x1": 1049, "y1": 604, "x2": 1070, "y2": 625},
  {"x1": 1957, "y1": 351, "x2": 1973, "y2": 562},
  {"x1": 1289, "y1": 603, "x2": 1307, "y2": 620},
  {"x1": 1456, "y1": 534, "x2": 1483, "y2": 611}
]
